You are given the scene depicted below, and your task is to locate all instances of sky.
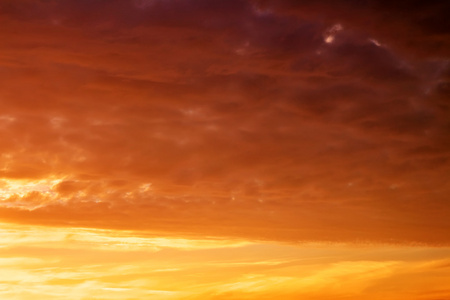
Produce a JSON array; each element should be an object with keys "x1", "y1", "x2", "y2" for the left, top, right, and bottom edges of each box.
[{"x1": 0, "y1": 0, "x2": 449, "y2": 299}]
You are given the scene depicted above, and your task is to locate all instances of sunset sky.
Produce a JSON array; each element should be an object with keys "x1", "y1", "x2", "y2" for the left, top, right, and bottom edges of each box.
[{"x1": 0, "y1": 0, "x2": 449, "y2": 299}]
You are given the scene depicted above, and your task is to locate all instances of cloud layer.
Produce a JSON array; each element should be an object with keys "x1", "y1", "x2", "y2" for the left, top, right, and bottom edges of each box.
[
  {"x1": 0, "y1": 0, "x2": 449, "y2": 244},
  {"x1": 1, "y1": 223, "x2": 450, "y2": 300}
]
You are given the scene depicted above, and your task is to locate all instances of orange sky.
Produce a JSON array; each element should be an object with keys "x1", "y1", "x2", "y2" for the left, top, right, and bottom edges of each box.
[{"x1": 0, "y1": 0, "x2": 449, "y2": 299}]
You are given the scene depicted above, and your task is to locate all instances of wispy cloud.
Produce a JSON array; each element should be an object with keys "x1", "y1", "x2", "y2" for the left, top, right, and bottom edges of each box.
[{"x1": 1, "y1": 223, "x2": 449, "y2": 300}]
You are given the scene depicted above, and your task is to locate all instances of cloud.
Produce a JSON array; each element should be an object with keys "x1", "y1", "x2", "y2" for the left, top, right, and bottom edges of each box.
[
  {"x1": 1, "y1": 223, "x2": 450, "y2": 300},
  {"x1": 0, "y1": 0, "x2": 449, "y2": 244}
]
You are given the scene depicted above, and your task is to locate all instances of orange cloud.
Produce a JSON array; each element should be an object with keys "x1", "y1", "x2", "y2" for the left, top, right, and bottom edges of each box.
[
  {"x1": 1, "y1": 223, "x2": 450, "y2": 300},
  {"x1": 0, "y1": 0, "x2": 449, "y2": 246}
]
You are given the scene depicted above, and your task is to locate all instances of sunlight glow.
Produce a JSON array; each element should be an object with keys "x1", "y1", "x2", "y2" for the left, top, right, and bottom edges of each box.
[
  {"x1": 0, "y1": 179, "x2": 61, "y2": 199},
  {"x1": 0, "y1": 223, "x2": 449, "y2": 300}
]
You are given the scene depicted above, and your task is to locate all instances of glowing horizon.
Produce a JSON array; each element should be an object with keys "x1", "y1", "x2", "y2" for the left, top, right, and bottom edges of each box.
[{"x1": 1, "y1": 222, "x2": 449, "y2": 300}]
